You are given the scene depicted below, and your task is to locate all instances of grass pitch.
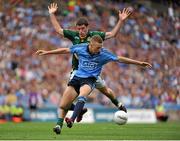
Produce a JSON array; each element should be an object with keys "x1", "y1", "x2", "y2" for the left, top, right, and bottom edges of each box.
[{"x1": 0, "y1": 122, "x2": 180, "y2": 140}]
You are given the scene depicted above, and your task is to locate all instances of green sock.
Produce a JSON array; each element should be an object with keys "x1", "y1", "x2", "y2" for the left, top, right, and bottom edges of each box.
[
  {"x1": 57, "y1": 118, "x2": 64, "y2": 127},
  {"x1": 111, "y1": 98, "x2": 119, "y2": 107}
]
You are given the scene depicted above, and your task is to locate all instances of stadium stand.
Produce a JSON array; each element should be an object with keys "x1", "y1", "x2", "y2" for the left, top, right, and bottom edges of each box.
[{"x1": 0, "y1": 0, "x2": 179, "y2": 121}]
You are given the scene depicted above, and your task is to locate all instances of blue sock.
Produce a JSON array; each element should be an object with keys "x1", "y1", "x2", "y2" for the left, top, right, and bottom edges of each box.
[
  {"x1": 71, "y1": 96, "x2": 87, "y2": 121},
  {"x1": 57, "y1": 118, "x2": 64, "y2": 127}
]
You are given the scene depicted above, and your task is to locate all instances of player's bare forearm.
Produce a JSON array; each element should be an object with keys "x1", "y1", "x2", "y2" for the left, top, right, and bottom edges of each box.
[
  {"x1": 118, "y1": 56, "x2": 152, "y2": 68},
  {"x1": 118, "y1": 56, "x2": 140, "y2": 65},
  {"x1": 50, "y1": 14, "x2": 63, "y2": 35},
  {"x1": 47, "y1": 48, "x2": 70, "y2": 54},
  {"x1": 36, "y1": 48, "x2": 70, "y2": 56},
  {"x1": 105, "y1": 20, "x2": 123, "y2": 39}
]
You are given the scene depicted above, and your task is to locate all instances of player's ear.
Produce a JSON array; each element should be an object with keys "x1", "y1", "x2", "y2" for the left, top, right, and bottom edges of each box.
[{"x1": 89, "y1": 42, "x2": 93, "y2": 48}]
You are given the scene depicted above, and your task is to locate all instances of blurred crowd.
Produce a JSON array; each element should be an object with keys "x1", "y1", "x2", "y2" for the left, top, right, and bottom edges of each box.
[{"x1": 0, "y1": 0, "x2": 179, "y2": 119}]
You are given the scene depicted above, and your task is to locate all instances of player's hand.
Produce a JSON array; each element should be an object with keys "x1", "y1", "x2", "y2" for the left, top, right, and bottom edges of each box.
[
  {"x1": 140, "y1": 62, "x2": 152, "y2": 69},
  {"x1": 48, "y1": 3, "x2": 58, "y2": 14},
  {"x1": 36, "y1": 50, "x2": 48, "y2": 56},
  {"x1": 119, "y1": 7, "x2": 132, "y2": 21}
]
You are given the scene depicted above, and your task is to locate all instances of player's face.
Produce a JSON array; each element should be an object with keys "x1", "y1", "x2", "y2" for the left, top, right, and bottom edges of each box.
[
  {"x1": 89, "y1": 41, "x2": 102, "y2": 54},
  {"x1": 76, "y1": 25, "x2": 88, "y2": 39}
]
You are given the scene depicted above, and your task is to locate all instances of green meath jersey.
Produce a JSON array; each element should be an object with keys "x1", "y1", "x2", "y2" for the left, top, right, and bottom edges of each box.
[{"x1": 63, "y1": 29, "x2": 106, "y2": 70}]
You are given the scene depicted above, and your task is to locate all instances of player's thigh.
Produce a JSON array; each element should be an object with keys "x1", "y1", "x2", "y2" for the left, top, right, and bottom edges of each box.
[
  {"x1": 60, "y1": 86, "x2": 78, "y2": 108},
  {"x1": 79, "y1": 77, "x2": 96, "y2": 96},
  {"x1": 79, "y1": 84, "x2": 92, "y2": 97},
  {"x1": 95, "y1": 76, "x2": 106, "y2": 89}
]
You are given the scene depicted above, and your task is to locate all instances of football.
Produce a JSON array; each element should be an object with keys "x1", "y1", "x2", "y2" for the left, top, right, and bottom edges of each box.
[{"x1": 113, "y1": 110, "x2": 128, "y2": 125}]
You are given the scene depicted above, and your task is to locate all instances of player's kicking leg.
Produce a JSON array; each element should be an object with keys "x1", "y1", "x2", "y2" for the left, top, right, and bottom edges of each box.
[
  {"x1": 66, "y1": 70, "x2": 88, "y2": 122},
  {"x1": 65, "y1": 77, "x2": 95, "y2": 128},
  {"x1": 96, "y1": 76, "x2": 127, "y2": 112}
]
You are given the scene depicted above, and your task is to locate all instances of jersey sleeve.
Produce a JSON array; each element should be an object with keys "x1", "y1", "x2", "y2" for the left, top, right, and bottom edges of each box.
[
  {"x1": 91, "y1": 31, "x2": 106, "y2": 40},
  {"x1": 63, "y1": 29, "x2": 77, "y2": 41},
  {"x1": 102, "y1": 48, "x2": 119, "y2": 63},
  {"x1": 69, "y1": 43, "x2": 87, "y2": 54},
  {"x1": 69, "y1": 44, "x2": 80, "y2": 54}
]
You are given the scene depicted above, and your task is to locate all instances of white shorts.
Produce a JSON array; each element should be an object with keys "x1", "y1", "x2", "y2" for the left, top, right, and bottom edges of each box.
[
  {"x1": 69, "y1": 70, "x2": 106, "y2": 89},
  {"x1": 95, "y1": 76, "x2": 106, "y2": 89}
]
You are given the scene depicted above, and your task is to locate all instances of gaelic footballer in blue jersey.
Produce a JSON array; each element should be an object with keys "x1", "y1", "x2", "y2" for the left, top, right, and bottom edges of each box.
[{"x1": 36, "y1": 35, "x2": 152, "y2": 132}]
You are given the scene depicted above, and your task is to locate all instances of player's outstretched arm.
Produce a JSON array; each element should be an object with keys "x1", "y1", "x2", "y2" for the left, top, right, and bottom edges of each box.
[
  {"x1": 118, "y1": 56, "x2": 152, "y2": 68},
  {"x1": 36, "y1": 48, "x2": 70, "y2": 56},
  {"x1": 105, "y1": 7, "x2": 132, "y2": 39},
  {"x1": 48, "y1": 3, "x2": 63, "y2": 35}
]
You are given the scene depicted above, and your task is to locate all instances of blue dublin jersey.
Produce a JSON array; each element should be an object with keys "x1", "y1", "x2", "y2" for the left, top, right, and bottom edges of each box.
[{"x1": 70, "y1": 43, "x2": 119, "y2": 78}]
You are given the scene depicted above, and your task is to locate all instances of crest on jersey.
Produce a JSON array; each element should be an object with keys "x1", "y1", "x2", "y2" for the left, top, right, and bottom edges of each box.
[
  {"x1": 75, "y1": 36, "x2": 80, "y2": 40},
  {"x1": 82, "y1": 61, "x2": 98, "y2": 70}
]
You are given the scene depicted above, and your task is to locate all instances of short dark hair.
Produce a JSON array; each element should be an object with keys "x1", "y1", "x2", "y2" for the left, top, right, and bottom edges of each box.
[
  {"x1": 76, "y1": 17, "x2": 89, "y2": 26},
  {"x1": 91, "y1": 35, "x2": 103, "y2": 43}
]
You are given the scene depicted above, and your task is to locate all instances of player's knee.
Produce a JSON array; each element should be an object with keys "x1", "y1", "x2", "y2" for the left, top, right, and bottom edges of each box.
[{"x1": 77, "y1": 96, "x2": 87, "y2": 103}]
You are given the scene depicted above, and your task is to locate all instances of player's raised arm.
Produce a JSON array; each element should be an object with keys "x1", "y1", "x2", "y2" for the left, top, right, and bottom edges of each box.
[
  {"x1": 36, "y1": 48, "x2": 70, "y2": 56},
  {"x1": 118, "y1": 56, "x2": 152, "y2": 68},
  {"x1": 105, "y1": 7, "x2": 132, "y2": 39},
  {"x1": 48, "y1": 3, "x2": 63, "y2": 36}
]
